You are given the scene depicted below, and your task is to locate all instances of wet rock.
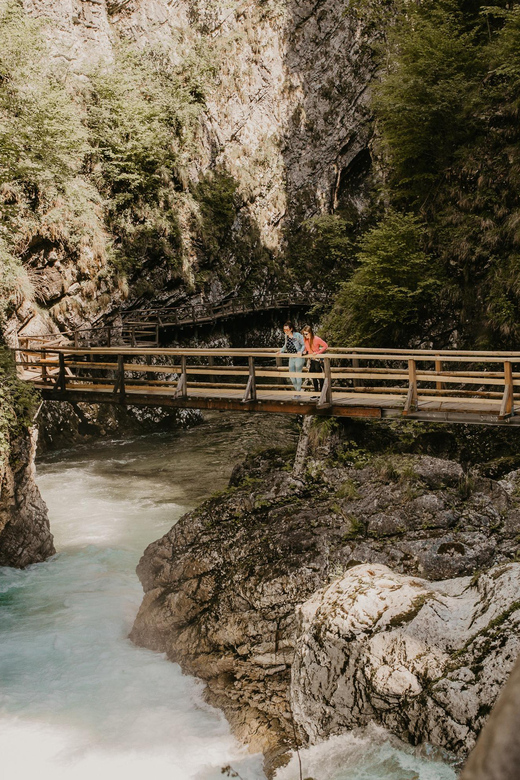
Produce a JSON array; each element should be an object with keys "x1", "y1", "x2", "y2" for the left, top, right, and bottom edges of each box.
[{"x1": 0, "y1": 427, "x2": 55, "y2": 568}]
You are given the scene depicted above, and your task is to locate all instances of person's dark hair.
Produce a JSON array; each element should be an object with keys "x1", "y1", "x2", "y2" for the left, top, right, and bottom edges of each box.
[{"x1": 284, "y1": 320, "x2": 294, "y2": 331}]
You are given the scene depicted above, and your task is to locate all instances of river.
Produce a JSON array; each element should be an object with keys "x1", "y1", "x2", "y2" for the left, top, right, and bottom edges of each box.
[{"x1": 0, "y1": 412, "x2": 458, "y2": 780}]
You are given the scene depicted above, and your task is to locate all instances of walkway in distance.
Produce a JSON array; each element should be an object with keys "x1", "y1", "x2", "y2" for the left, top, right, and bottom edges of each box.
[{"x1": 16, "y1": 345, "x2": 520, "y2": 426}]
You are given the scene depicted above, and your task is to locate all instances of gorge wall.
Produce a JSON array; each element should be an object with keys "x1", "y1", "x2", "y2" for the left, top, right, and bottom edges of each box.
[
  {"x1": 1, "y1": 0, "x2": 379, "y2": 564},
  {"x1": 7, "y1": 0, "x2": 377, "y2": 343}
]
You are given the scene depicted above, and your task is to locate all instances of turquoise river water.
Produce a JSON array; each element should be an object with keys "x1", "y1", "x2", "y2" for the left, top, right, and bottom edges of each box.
[{"x1": 0, "y1": 412, "x2": 459, "y2": 780}]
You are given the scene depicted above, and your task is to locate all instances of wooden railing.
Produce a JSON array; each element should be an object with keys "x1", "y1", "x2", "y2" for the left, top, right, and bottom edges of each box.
[
  {"x1": 15, "y1": 346, "x2": 520, "y2": 423},
  {"x1": 118, "y1": 293, "x2": 318, "y2": 328},
  {"x1": 17, "y1": 294, "x2": 319, "y2": 352}
]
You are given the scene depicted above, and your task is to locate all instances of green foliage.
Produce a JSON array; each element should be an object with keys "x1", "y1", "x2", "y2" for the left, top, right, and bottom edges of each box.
[
  {"x1": 323, "y1": 211, "x2": 441, "y2": 346},
  {"x1": 194, "y1": 171, "x2": 238, "y2": 261},
  {"x1": 0, "y1": 348, "x2": 39, "y2": 463},
  {"x1": 0, "y1": 0, "x2": 87, "y2": 198},
  {"x1": 336, "y1": 478, "x2": 360, "y2": 500},
  {"x1": 0, "y1": 237, "x2": 31, "y2": 325},
  {"x1": 286, "y1": 214, "x2": 355, "y2": 290},
  {"x1": 326, "y1": 0, "x2": 520, "y2": 348},
  {"x1": 86, "y1": 44, "x2": 211, "y2": 276},
  {"x1": 192, "y1": 170, "x2": 276, "y2": 294},
  {"x1": 374, "y1": 2, "x2": 484, "y2": 206}
]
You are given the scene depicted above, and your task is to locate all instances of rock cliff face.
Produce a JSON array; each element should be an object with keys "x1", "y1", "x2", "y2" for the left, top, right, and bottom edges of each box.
[
  {"x1": 14, "y1": 0, "x2": 376, "y2": 338},
  {"x1": 130, "y1": 450, "x2": 520, "y2": 772},
  {"x1": 0, "y1": 427, "x2": 54, "y2": 567}
]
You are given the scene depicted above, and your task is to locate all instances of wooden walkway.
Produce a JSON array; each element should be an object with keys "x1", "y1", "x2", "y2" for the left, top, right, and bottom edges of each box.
[
  {"x1": 18, "y1": 295, "x2": 319, "y2": 351},
  {"x1": 15, "y1": 346, "x2": 520, "y2": 425}
]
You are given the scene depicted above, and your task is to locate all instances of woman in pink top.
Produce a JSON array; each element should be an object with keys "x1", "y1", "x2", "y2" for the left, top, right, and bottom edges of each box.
[{"x1": 301, "y1": 325, "x2": 328, "y2": 393}]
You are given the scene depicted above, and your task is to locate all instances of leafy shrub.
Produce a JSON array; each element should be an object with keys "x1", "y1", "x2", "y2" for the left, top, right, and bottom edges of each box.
[
  {"x1": 86, "y1": 44, "x2": 211, "y2": 277},
  {"x1": 323, "y1": 211, "x2": 441, "y2": 346}
]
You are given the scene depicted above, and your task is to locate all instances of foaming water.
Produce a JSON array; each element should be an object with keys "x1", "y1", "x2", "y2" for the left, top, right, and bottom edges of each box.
[
  {"x1": 276, "y1": 730, "x2": 459, "y2": 780},
  {"x1": 0, "y1": 412, "x2": 458, "y2": 780}
]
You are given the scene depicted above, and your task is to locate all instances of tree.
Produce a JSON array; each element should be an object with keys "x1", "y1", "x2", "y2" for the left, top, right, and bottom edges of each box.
[{"x1": 323, "y1": 211, "x2": 442, "y2": 346}]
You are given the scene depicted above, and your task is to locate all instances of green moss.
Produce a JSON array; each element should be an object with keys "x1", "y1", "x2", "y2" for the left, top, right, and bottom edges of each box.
[
  {"x1": 336, "y1": 479, "x2": 361, "y2": 501},
  {"x1": 0, "y1": 348, "x2": 39, "y2": 463},
  {"x1": 388, "y1": 594, "x2": 427, "y2": 628},
  {"x1": 342, "y1": 515, "x2": 365, "y2": 540}
]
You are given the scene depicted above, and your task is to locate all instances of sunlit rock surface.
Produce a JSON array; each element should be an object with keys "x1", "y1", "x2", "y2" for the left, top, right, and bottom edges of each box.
[{"x1": 292, "y1": 562, "x2": 520, "y2": 754}]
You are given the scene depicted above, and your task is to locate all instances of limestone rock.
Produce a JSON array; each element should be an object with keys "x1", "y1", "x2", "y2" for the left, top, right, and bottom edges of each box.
[
  {"x1": 130, "y1": 451, "x2": 520, "y2": 770},
  {"x1": 291, "y1": 563, "x2": 520, "y2": 755}
]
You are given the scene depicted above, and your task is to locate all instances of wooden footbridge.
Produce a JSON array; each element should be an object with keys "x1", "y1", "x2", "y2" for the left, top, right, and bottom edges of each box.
[{"x1": 16, "y1": 345, "x2": 520, "y2": 425}]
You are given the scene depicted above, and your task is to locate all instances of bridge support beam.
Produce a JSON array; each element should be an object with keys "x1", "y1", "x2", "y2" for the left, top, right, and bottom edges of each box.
[
  {"x1": 293, "y1": 415, "x2": 313, "y2": 478},
  {"x1": 113, "y1": 354, "x2": 126, "y2": 402},
  {"x1": 403, "y1": 359, "x2": 418, "y2": 415}
]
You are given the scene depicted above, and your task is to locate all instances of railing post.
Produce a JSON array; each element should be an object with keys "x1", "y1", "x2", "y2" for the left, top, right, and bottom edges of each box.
[
  {"x1": 54, "y1": 352, "x2": 66, "y2": 391},
  {"x1": 41, "y1": 349, "x2": 48, "y2": 383},
  {"x1": 352, "y1": 357, "x2": 361, "y2": 388},
  {"x1": 113, "y1": 354, "x2": 126, "y2": 401},
  {"x1": 242, "y1": 357, "x2": 257, "y2": 403},
  {"x1": 500, "y1": 361, "x2": 514, "y2": 419},
  {"x1": 74, "y1": 330, "x2": 79, "y2": 349},
  {"x1": 404, "y1": 358, "x2": 418, "y2": 414},
  {"x1": 435, "y1": 355, "x2": 444, "y2": 391},
  {"x1": 317, "y1": 357, "x2": 332, "y2": 408},
  {"x1": 175, "y1": 355, "x2": 187, "y2": 399}
]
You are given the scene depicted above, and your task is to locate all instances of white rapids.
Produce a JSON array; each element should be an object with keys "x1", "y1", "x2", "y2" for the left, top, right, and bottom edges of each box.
[{"x1": 0, "y1": 413, "x2": 458, "y2": 780}]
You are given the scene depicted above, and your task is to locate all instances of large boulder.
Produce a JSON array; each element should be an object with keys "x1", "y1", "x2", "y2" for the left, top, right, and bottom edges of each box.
[{"x1": 292, "y1": 563, "x2": 520, "y2": 755}]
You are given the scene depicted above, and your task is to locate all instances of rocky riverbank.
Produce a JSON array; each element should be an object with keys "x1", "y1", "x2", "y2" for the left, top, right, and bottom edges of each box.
[
  {"x1": 0, "y1": 426, "x2": 54, "y2": 568},
  {"x1": 130, "y1": 443, "x2": 520, "y2": 774}
]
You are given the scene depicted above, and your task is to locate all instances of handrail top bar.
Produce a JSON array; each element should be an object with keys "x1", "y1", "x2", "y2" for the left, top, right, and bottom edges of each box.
[{"x1": 14, "y1": 346, "x2": 520, "y2": 363}]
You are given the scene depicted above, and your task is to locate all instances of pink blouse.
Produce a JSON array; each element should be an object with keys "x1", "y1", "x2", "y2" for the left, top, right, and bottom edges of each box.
[{"x1": 304, "y1": 335, "x2": 328, "y2": 355}]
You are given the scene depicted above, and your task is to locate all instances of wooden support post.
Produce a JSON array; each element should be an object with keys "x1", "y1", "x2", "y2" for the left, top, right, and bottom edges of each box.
[
  {"x1": 352, "y1": 357, "x2": 361, "y2": 388},
  {"x1": 54, "y1": 352, "x2": 66, "y2": 391},
  {"x1": 499, "y1": 361, "x2": 514, "y2": 419},
  {"x1": 131, "y1": 327, "x2": 136, "y2": 348},
  {"x1": 435, "y1": 356, "x2": 444, "y2": 390},
  {"x1": 113, "y1": 354, "x2": 126, "y2": 401},
  {"x1": 276, "y1": 355, "x2": 282, "y2": 368},
  {"x1": 403, "y1": 359, "x2": 418, "y2": 415},
  {"x1": 242, "y1": 357, "x2": 257, "y2": 403},
  {"x1": 317, "y1": 358, "x2": 332, "y2": 408},
  {"x1": 175, "y1": 355, "x2": 187, "y2": 399},
  {"x1": 293, "y1": 415, "x2": 313, "y2": 478},
  {"x1": 74, "y1": 330, "x2": 79, "y2": 349},
  {"x1": 155, "y1": 324, "x2": 159, "y2": 346},
  {"x1": 41, "y1": 349, "x2": 48, "y2": 383}
]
